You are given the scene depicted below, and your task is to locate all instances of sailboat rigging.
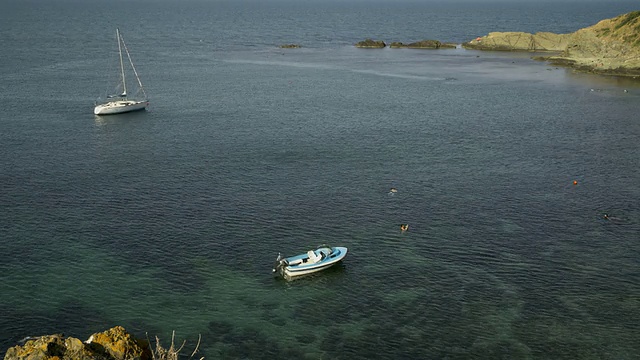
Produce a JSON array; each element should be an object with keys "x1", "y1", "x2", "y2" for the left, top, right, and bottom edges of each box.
[{"x1": 94, "y1": 28, "x2": 149, "y2": 115}]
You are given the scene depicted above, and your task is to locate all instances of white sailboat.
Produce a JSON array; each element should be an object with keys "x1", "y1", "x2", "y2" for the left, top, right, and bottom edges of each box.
[{"x1": 94, "y1": 28, "x2": 148, "y2": 115}]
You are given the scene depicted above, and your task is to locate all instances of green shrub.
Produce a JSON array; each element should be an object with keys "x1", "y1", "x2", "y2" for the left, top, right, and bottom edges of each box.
[{"x1": 615, "y1": 11, "x2": 640, "y2": 30}]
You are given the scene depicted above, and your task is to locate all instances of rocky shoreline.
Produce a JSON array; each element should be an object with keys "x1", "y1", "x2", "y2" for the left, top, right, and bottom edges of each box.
[
  {"x1": 3, "y1": 327, "x2": 149, "y2": 360},
  {"x1": 3, "y1": 326, "x2": 201, "y2": 360},
  {"x1": 354, "y1": 11, "x2": 640, "y2": 77}
]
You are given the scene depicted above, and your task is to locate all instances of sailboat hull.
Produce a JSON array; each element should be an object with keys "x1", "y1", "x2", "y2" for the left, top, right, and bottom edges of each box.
[{"x1": 94, "y1": 100, "x2": 148, "y2": 115}]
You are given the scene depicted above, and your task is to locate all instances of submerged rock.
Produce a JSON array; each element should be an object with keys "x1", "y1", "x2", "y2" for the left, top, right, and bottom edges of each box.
[{"x1": 279, "y1": 44, "x2": 301, "y2": 48}]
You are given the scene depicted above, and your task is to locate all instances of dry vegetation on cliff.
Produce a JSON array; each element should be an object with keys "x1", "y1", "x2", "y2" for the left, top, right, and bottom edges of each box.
[
  {"x1": 557, "y1": 11, "x2": 640, "y2": 75},
  {"x1": 149, "y1": 331, "x2": 203, "y2": 360},
  {"x1": 592, "y1": 10, "x2": 640, "y2": 48},
  {"x1": 462, "y1": 11, "x2": 640, "y2": 76}
]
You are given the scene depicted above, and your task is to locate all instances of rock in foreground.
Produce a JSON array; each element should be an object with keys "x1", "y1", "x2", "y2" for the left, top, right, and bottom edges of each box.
[{"x1": 4, "y1": 326, "x2": 151, "y2": 360}]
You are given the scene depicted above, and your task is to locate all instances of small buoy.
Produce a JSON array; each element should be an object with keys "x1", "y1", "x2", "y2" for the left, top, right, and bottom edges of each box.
[
  {"x1": 400, "y1": 224, "x2": 409, "y2": 231},
  {"x1": 573, "y1": 180, "x2": 578, "y2": 185}
]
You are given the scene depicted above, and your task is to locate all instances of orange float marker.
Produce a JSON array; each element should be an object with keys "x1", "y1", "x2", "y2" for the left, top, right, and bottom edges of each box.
[{"x1": 573, "y1": 180, "x2": 578, "y2": 185}]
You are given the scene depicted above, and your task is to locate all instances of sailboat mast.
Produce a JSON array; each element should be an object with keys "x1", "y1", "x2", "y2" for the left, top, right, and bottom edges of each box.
[{"x1": 117, "y1": 28, "x2": 127, "y2": 98}]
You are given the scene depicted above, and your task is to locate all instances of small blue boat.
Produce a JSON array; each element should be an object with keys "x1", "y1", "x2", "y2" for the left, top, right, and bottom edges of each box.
[{"x1": 273, "y1": 245, "x2": 348, "y2": 279}]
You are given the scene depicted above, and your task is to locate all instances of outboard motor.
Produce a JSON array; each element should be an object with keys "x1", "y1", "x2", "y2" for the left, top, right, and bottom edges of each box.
[{"x1": 272, "y1": 253, "x2": 283, "y2": 273}]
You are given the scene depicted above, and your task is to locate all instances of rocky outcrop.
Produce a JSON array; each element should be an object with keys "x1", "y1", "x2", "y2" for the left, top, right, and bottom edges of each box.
[
  {"x1": 357, "y1": 39, "x2": 456, "y2": 49},
  {"x1": 463, "y1": 32, "x2": 569, "y2": 51},
  {"x1": 548, "y1": 11, "x2": 640, "y2": 75},
  {"x1": 463, "y1": 11, "x2": 640, "y2": 76},
  {"x1": 389, "y1": 40, "x2": 457, "y2": 49},
  {"x1": 4, "y1": 326, "x2": 151, "y2": 360},
  {"x1": 355, "y1": 39, "x2": 386, "y2": 48}
]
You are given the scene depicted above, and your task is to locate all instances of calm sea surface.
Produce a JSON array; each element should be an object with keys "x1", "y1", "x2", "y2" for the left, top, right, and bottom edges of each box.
[{"x1": 1, "y1": 0, "x2": 639, "y2": 359}]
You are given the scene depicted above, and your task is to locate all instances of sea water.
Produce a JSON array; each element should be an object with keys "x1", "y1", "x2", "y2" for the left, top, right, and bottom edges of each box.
[{"x1": 0, "y1": 0, "x2": 639, "y2": 358}]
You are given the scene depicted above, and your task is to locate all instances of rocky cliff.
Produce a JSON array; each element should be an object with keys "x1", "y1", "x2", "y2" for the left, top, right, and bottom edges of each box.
[
  {"x1": 463, "y1": 31, "x2": 569, "y2": 52},
  {"x1": 463, "y1": 11, "x2": 640, "y2": 76}
]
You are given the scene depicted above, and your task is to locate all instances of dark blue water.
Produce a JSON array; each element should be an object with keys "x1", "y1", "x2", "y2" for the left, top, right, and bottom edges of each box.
[{"x1": 1, "y1": 1, "x2": 639, "y2": 359}]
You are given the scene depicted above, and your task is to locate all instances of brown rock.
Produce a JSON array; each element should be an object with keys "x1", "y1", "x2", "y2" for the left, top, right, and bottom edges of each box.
[
  {"x1": 406, "y1": 40, "x2": 442, "y2": 49},
  {"x1": 90, "y1": 326, "x2": 149, "y2": 360},
  {"x1": 463, "y1": 11, "x2": 640, "y2": 76},
  {"x1": 390, "y1": 40, "x2": 456, "y2": 49},
  {"x1": 463, "y1": 32, "x2": 569, "y2": 51},
  {"x1": 3, "y1": 327, "x2": 151, "y2": 360},
  {"x1": 355, "y1": 39, "x2": 386, "y2": 48}
]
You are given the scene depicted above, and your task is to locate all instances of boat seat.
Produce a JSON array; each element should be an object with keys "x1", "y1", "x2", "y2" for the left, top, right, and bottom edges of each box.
[{"x1": 307, "y1": 250, "x2": 321, "y2": 264}]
